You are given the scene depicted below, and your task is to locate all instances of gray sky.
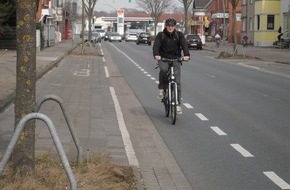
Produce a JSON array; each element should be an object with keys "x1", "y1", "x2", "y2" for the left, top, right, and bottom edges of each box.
[
  {"x1": 95, "y1": 0, "x2": 140, "y2": 12},
  {"x1": 94, "y1": 0, "x2": 182, "y2": 12}
]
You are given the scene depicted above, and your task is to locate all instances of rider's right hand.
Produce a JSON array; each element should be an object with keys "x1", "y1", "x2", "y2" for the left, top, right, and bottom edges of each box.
[{"x1": 155, "y1": 55, "x2": 161, "y2": 61}]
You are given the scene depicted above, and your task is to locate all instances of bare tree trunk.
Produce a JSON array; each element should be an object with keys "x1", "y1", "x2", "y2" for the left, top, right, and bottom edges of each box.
[
  {"x1": 13, "y1": 0, "x2": 37, "y2": 175},
  {"x1": 184, "y1": 9, "x2": 189, "y2": 34},
  {"x1": 232, "y1": 8, "x2": 237, "y2": 53}
]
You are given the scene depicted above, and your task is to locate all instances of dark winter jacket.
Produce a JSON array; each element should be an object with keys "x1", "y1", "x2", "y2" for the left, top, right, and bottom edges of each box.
[{"x1": 153, "y1": 28, "x2": 190, "y2": 59}]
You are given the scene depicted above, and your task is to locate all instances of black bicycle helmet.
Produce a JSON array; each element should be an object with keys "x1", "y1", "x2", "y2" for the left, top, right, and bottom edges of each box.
[{"x1": 165, "y1": 18, "x2": 176, "y2": 26}]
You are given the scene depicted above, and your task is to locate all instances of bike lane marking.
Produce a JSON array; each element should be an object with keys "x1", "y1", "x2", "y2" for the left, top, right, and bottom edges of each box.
[
  {"x1": 109, "y1": 86, "x2": 139, "y2": 167},
  {"x1": 183, "y1": 103, "x2": 194, "y2": 109},
  {"x1": 195, "y1": 113, "x2": 208, "y2": 121},
  {"x1": 263, "y1": 171, "x2": 290, "y2": 190},
  {"x1": 230, "y1": 144, "x2": 254, "y2": 157},
  {"x1": 210, "y1": 126, "x2": 227, "y2": 136}
]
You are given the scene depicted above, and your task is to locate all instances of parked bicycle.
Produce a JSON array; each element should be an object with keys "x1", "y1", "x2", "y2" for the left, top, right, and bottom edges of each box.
[{"x1": 156, "y1": 57, "x2": 185, "y2": 125}]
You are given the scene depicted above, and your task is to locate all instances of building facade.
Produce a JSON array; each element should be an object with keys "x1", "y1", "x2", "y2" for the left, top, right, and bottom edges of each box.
[
  {"x1": 253, "y1": 0, "x2": 280, "y2": 46},
  {"x1": 206, "y1": 0, "x2": 242, "y2": 43},
  {"x1": 280, "y1": 0, "x2": 290, "y2": 41},
  {"x1": 241, "y1": 0, "x2": 255, "y2": 45}
]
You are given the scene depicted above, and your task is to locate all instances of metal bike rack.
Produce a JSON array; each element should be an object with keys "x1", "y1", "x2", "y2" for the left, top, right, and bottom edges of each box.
[
  {"x1": 233, "y1": 44, "x2": 246, "y2": 58},
  {"x1": 36, "y1": 94, "x2": 83, "y2": 163},
  {"x1": 0, "y1": 113, "x2": 77, "y2": 190},
  {"x1": 81, "y1": 42, "x2": 94, "y2": 54}
]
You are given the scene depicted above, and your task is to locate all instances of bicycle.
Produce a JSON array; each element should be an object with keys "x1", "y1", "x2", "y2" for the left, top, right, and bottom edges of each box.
[{"x1": 156, "y1": 57, "x2": 182, "y2": 125}]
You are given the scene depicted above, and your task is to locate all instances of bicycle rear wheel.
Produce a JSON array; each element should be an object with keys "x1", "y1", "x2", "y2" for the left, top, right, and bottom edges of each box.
[
  {"x1": 170, "y1": 83, "x2": 177, "y2": 124},
  {"x1": 163, "y1": 88, "x2": 170, "y2": 117}
]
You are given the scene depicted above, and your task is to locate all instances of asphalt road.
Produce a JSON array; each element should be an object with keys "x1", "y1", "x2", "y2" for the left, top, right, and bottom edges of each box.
[{"x1": 102, "y1": 41, "x2": 290, "y2": 190}]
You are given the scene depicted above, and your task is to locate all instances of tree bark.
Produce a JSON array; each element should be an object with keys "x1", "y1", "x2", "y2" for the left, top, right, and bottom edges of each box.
[{"x1": 13, "y1": 0, "x2": 37, "y2": 175}]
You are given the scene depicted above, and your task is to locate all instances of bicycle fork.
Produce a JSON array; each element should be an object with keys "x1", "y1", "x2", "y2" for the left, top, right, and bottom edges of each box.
[{"x1": 168, "y1": 66, "x2": 178, "y2": 106}]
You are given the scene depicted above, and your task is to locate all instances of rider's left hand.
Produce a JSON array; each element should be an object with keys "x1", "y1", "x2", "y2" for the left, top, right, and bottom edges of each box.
[{"x1": 183, "y1": 56, "x2": 190, "y2": 61}]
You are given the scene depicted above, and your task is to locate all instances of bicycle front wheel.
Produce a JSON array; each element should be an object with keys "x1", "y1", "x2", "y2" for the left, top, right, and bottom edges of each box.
[
  {"x1": 164, "y1": 88, "x2": 170, "y2": 117},
  {"x1": 170, "y1": 83, "x2": 177, "y2": 124}
]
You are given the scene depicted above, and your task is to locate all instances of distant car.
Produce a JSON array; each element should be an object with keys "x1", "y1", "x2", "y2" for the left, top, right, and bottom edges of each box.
[
  {"x1": 94, "y1": 29, "x2": 105, "y2": 39},
  {"x1": 136, "y1": 32, "x2": 151, "y2": 45},
  {"x1": 185, "y1": 34, "x2": 202, "y2": 50},
  {"x1": 125, "y1": 33, "x2": 138, "y2": 42},
  {"x1": 104, "y1": 32, "x2": 112, "y2": 41},
  {"x1": 109, "y1": 32, "x2": 122, "y2": 42},
  {"x1": 92, "y1": 31, "x2": 102, "y2": 43}
]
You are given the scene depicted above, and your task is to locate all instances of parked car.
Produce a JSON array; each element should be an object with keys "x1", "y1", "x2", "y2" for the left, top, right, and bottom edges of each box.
[
  {"x1": 185, "y1": 34, "x2": 202, "y2": 50},
  {"x1": 125, "y1": 33, "x2": 138, "y2": 42},
  {"x1": 92, "y1": 31, "x2": 102, "y2": 43},
  {"x1": 94, "y1": 29, "x2": 105, "y2": 39},
  {"x1": 136, "y1": 32, "x2": 151, "y2": 45},
  {"x1": 108, "y1": 32, "x2": 122, "y2": 42},
  {"x1": 104, "y1": 32, "x2": 112, "y2": 41}
]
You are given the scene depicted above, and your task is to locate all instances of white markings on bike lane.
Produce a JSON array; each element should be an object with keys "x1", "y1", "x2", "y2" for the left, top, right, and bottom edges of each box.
[
  {"x1": 230, "y1": 144, "x2": 254, "y2": 157},
  {"x1": 183, "y1": 103, "x2": 194, "y2": 109},
  {"x1": 210, "y1": 126, "x2": 227, "y2": 136},
  {"x1": 263, "y1": 171, "x2": 290, "y2": 190},
  {"x1": 195, "y1": 113, "x2": 209, "y2": 121},
  {"x1": 110, "y1": 87, "x2": 139, "y2": 167}
]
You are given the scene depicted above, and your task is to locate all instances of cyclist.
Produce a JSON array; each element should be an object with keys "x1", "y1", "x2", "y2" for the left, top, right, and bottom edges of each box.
[{"x1": 153, "y1": 18, "x2": 190, "y2": 114}]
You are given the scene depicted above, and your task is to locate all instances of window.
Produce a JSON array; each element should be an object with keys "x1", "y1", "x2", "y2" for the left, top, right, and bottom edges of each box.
[
  {"x1": 250, "y1": 0, "x2": 253, "y2": 4},
  {"x1": 242, "y1": 0, "x2": 246, "y2": 5},
  {"x1": 267, "y1": 15, "x2": 274, "y2": 30},
  {"x1": 257, "y1": 15, "x2": 260, "y2": 30},
  {"x1": 249, "y1": 17, "x2": 253, "y2": 31},
  {"x1": 242, "y1": 18, "x2": 246, "y2": 31}
]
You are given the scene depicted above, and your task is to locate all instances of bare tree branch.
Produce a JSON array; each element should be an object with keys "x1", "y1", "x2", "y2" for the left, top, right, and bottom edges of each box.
[
  {"x1": 177, "y1": 0, "x2": 193, "y2": 34},
  {"x1": 136, "y1": 0, "x2": 173, "y2": 36}
]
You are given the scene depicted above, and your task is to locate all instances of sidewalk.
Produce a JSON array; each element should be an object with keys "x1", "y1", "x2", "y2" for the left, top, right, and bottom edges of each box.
[
  {"x1": 203, "y1": 42, "x2": 290, "y2": 64},
  {"x1": 0, "y1": 40, "x2": 77, "y2": 112}
]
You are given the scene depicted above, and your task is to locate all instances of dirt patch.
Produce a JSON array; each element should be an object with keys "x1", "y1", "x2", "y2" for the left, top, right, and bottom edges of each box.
[
  {"x1": 0, "y1": 153, "x2": 137, "y2": 190},
  {"x1": 216, "y1": 51, "x2": 257, "y2": 60}
]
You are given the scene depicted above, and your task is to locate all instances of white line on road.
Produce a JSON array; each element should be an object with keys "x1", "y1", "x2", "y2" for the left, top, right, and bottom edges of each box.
[
  {"x1": 183, "y1": 103, "x2": 194, "y2": 109},
  {"x1": 210, "y1": 126, "x2": 227, "y2": 136},
  {"x1": 104, "y1": 66, "x2": 109, "y2": 78},
  {"x1": 102, "y1": 57, "x2": 106, "y2": 62},
  {"x1": 230, "y1": 144, "x2": 254, "y2": 157},
  {"x1": 206, "y1": 73, "x2": 216, "y2": 78},
  {"x1": 195, "y1": 113, "x2": 208, "y2": 121},
  {"x1": 109, "y1": 87, "x2": 139, "y2": 167},
  {"x1": 264, "y1": 171, "x2": 290, "y2": 189}
]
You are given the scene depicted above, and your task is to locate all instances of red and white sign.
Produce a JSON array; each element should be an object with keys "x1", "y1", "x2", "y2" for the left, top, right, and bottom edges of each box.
[{"x1": 117, "y1": 9, "x2": 124, "y2": 17}]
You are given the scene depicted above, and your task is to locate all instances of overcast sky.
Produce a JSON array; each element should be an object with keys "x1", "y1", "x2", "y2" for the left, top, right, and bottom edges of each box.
[{"x1": 93, "y1": 0, "x2": 182, "y2": 12}]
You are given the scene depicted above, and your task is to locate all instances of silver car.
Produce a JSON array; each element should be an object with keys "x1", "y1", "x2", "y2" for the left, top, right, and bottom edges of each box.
[{"x1": 109, "y1": 32, "x2": 122, "y2": 42}]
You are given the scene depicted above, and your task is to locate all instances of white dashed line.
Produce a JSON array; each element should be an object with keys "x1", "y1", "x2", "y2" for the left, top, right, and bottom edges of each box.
[
  {"x1": 104, "y1": 66, "x2": 109, "y2": 78},
  {"x1": 210, "y1": 126, "x2": 227, "y2": 136},
  {"x1": 183, "y1": 103, "x2": 194, "y2": 109},
  {"x1": 195, "y1": 113, "x2": 208, "y2": 121},
  {"x1": 264, "y1": 171, "x2": 290, "y2": 189},
  {"x1": 206, "y1": 73, "x2": 216, "y2": 78},
  {"x1": 230, "y1": 144, "x2": 254, "y2": 157},
  {"x1": 102, "y1": 57, "x2": 106, "y2": 62}
]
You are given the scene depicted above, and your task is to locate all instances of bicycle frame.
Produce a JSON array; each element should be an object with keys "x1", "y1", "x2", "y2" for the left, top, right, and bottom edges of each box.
[{"x1": 161, "y1": 58, "x2": 181, "y2": 124}]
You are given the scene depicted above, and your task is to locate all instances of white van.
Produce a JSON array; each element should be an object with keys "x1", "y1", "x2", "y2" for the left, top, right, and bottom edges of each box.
[{"x1": 95, "y1": 29, "x2": 105, "y2": 39}]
